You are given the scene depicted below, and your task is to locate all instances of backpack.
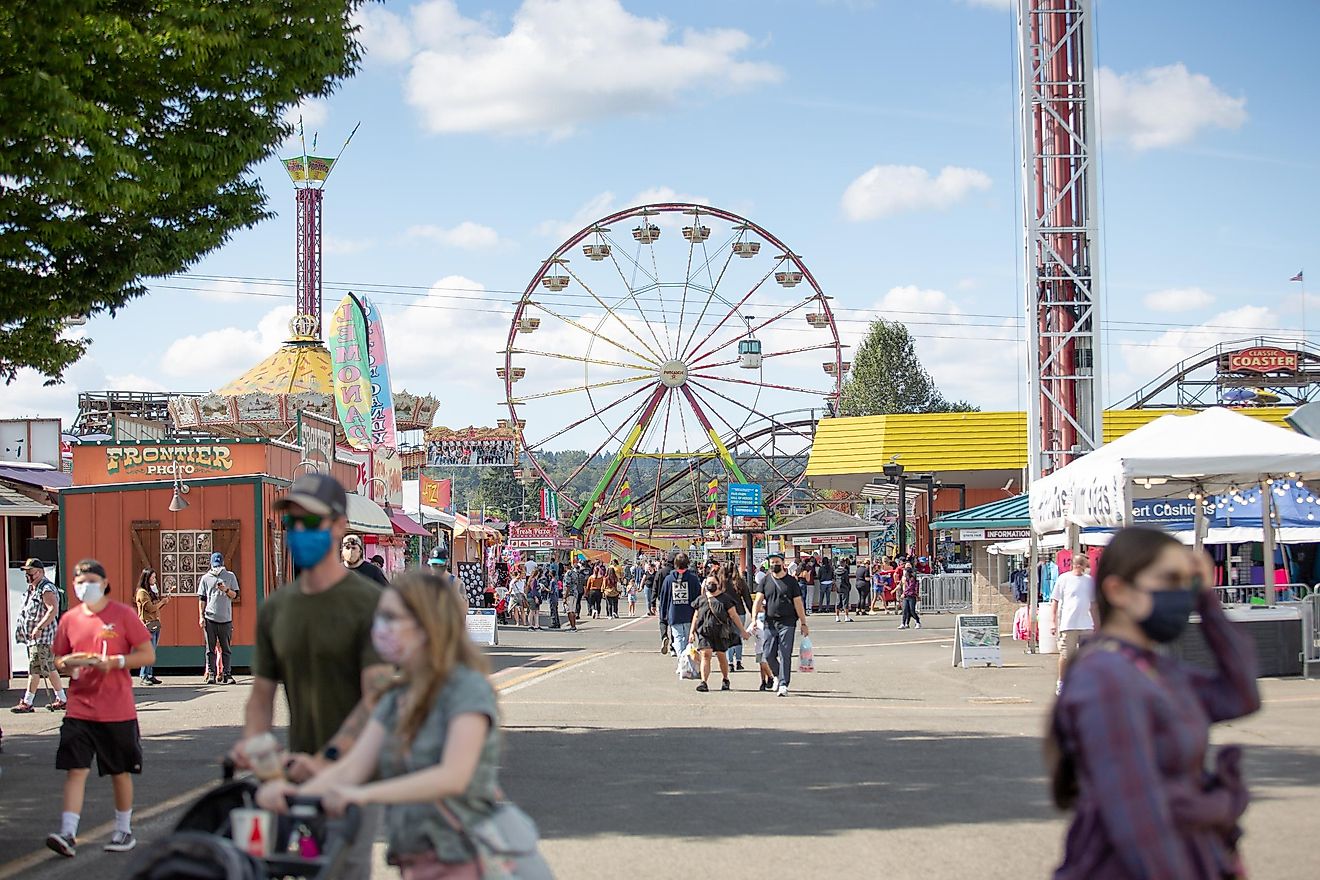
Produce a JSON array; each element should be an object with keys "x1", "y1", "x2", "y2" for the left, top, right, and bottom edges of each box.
[{"x1": 695, "y1": 596, "x2": 732, "y2": 642}]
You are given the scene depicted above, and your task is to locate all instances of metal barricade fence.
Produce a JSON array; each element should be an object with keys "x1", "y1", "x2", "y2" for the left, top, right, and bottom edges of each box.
[
  {"x1": 918, "y1": 574, "x2": 973, "y2": 614},
  {"x1": 1303, "y1": 593, "x2": 1320, "y2": 680},
  {"x1": 1215, "y1": 583, "x2": 1312, "y2": 606}
]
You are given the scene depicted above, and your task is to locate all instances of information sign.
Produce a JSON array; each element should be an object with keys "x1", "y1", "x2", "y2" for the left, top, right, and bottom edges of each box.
[
  {"x1": 466, "y1": 608, "x2": 499, "y2": 647},
  {"x1": 952, "y1": 614, "x2": 1002, "y2": 668},
  {"x1": 727, "y1": 482, "x2": 763, "y2": 517}
]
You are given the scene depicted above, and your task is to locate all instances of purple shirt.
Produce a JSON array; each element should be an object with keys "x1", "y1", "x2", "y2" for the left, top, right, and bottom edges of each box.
[{"x1": 1052, "y1": 592, "x2": 1260, "y2": 879}]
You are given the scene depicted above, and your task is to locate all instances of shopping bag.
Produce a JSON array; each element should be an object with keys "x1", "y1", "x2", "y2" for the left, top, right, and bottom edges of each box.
[
  {"x1": 798, "y1": 636, "x2": 815, "y2": 672},
  {"x1": 678, "y1": 644, "x2": 700, "y2": 679}
]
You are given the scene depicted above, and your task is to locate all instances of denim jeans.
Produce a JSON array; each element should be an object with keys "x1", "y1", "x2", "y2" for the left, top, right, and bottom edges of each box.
[
  {"x1": 140, "y1": 625, "x2": 161, "y2": 680},
  {"x1": 819, "y1": 580, "x2": 833, "y2": 610},
  {"x1": 902, "y1": 596, "x2": 922, "y2": 627},
  {"x1": 727, "y1": 638, "x2": 743, "y2": 664},
  {"x1": 765, "y1": 622, "x2": 796, "y2": 688},
  {"x1": 670, "y1": 624, "x2": 691, "y2": 667}
]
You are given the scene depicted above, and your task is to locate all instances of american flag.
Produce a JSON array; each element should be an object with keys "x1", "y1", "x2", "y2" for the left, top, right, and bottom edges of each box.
[{"x1": 1290, "y1": 270, "x2": 1304, "y2": 282}]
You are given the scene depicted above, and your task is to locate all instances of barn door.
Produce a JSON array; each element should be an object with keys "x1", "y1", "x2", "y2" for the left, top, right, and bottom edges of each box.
[
  {"x1": 129, "y1": 520, "x2": 161, "y2": 592},
  {"x1": 211, "y1": 519, "x2": 242, "y2": 604}
]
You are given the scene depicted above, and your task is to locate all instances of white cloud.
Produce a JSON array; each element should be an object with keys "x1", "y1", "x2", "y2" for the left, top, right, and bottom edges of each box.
[
  {"x1": 537, "y1": 187, "x2": 710, "y2": 239},
  {"x1": 353, "y1": 5, "x2": 414, "y2": 63},
  {"x1": 1142, "y1": 286, "x2": 1214, "y2": 313},
  {"x1": 324, "y1": 235, "x2": 375, "y2": 256},
  {"x1": 854, "y1": 285, "x2": 1024, "y2": 409},
  {"x1": 1117, "y1": 305, "x2": 1289, "y2": 387},
  {"x1": 188, "y1": 278, "x2": 251, "y2": 303},
  {"x1": 0, "y1": 360, "x2": 168, "y2": 424},
  {"x1": 1098, "y1": 64, "x2": 1247, "y2": 150},
  {"x1": 279, "y1": 98, "x2": 330, "y2": 151},
  {"x1": 407, "y1": 221, "x2": 502, "y2": 250},
  {"x1": 841, "y1": 165, "x2": 992, "y2": 221},
  {"x1": 393, "y1": 0, "x2": 781, "y2": 136},
  {"x1": 159, "y1": 306, "x2": 295, "y2": 384}
]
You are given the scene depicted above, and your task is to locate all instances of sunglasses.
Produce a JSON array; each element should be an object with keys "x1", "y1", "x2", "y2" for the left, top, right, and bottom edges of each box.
[{"x1": 282, "y1": 512, "x2": 327, "y2": 531}]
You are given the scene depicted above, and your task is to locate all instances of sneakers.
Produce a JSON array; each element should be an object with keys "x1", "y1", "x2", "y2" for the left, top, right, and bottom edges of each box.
[
  {"x1": 735, "y1": 662, "x2": 745, "y2": 672},
  {"x1": 777, "y1": 684, "x2": 789, "y2": 697},
  {"x1": 720, "y1": 678, "x2": 731, "y2": 691},
  {"x1": 915, "y1": 622, "x2": 922, "y2": 630},
  {"x1": 46, "y1": 833, "x2": 76, "y2": 858},
  {"x1": 695, "y1": 682, "x2": 710, "y2": 692},
  {"x1": 48, "y1": 698, "x2": 67, "y2": 711},
  {"x1": 10, "y1": 702, "x2": 34, "y2": 714},
  {"x1": 204, "y1": 675, "x2": 216, "y2": 685},
  {"x1": 139, "y1": 677, "x2": 154, "y2": 686},
  {"x1": 148, "y1": 676, "x2": 163, "y2": 685},
  {"x1": 759, "y1": 679, "x2": 771, "y2": 691},
  {"x1": 222, "y1": 675, "x2": 238, "y2": 685},
  {"x1": 897, "y1": 624, "x2": 908, "y2": 630},
  {"x1": 104, "y1": 831, "x2": 136, "y2": 852},
  {"x1": 1055, "y1": 680, "x2": 1063, "y2": 696}
]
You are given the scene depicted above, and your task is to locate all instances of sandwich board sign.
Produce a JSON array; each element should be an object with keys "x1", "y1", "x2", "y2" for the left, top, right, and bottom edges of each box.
[
  {"x1": 466, "y1": 608, "x2": 499, "y2": 646},
  {"x1": 952, "y1": 614, "x2": 1002, "y2": 668}
]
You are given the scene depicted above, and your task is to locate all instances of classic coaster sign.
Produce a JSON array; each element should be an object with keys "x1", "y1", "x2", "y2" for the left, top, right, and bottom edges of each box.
[
  {"x1": 466, "y1": 608, "x2": 499, "y2": 647},
  {"x1": 952, "y1": 614, "x2": 1002, "y2": 668}
]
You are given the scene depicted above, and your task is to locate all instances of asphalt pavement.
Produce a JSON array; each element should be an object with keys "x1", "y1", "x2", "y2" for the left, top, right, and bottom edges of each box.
[{"x1": 2, "y1": 609, "x2": 1318, "y2": 879}]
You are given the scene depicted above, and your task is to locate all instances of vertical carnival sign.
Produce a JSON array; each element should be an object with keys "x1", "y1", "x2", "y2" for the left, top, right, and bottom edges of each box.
[
  {"x1": 330, "y1": 294, "x2": 373, "y2": 451},
  {"x1": 359, "y1": 296, "x2": 398, "y2": 449}
]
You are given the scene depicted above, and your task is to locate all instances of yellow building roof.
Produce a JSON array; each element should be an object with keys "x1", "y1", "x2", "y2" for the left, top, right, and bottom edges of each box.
[
  {"x1": 806, "y1": 407, "x2": 1296, "y2": 479},
  {"x1": 216, "y1": 342, "x2": 333, "y2": 396}
]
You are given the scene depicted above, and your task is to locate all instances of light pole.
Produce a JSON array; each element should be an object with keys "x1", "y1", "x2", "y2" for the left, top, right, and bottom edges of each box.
[{"x1": 883, "y1": 461, "x2": 906, "y2": 558}]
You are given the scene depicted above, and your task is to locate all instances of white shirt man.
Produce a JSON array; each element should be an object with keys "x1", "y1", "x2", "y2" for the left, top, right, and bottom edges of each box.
[{"x1": 1051, "y1": 554, "x2": 1097, "y2": 695}]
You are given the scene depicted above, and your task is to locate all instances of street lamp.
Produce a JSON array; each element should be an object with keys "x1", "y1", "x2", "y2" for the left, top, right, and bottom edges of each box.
[
  {"x1": 882, "y1": 461, "x2": 906, "y2": 557},
  {"x1": 168, "y1": 464, "x2": 190, "y2": 512}
]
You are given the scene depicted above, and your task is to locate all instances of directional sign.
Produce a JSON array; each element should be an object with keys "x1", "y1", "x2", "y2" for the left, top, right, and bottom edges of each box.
[{"x1": 727, "y1": 482, "x2": 763, "y2": 517}]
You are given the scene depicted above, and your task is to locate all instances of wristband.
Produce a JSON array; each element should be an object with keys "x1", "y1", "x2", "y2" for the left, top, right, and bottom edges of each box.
[{"x1": 117, "y1": 655, "x2": 126, "y2": 669}]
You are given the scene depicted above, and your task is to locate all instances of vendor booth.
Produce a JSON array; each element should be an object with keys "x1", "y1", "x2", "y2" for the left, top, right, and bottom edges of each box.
[
  {"x1": 1028, "y1": 407, "x2": 1320, "y2": 676},
  {"x1": 60, "y1": 437, "x2": 389, "y2": 670}
]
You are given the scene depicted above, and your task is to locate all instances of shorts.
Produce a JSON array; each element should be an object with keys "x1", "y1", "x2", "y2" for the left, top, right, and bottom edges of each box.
[
  {"x1": 1058, "y1": 630, "x2": 1086, "y2": 660},
  {"x1": 696, "y1": 634, "x2": 731, "y2": 653},
  {"x1": 56, "y1": 717, "x2": 143, "y2": 776},
  {"x1": 27, "y1": 642, "x2": 56, "y2": 677}
]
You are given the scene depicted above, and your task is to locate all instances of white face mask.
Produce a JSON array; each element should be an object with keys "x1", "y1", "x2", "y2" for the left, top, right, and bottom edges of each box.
[{"x1": 75, "y1": 579, "x2": 106, "y2": 605}]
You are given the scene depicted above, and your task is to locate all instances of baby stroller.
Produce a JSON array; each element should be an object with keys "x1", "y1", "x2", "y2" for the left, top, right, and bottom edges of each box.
[
  {"x1": 122, "y1": 761, "x2": 361, "y2": 880},
  {"x1": 496, "y1": 596, "x2": 510, "y2": 625}
]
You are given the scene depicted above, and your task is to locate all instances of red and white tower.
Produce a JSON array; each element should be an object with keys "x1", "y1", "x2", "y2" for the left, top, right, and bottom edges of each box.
[
  {"x1": 295, "y1": 186, "x2": 324, "y2": 338},
  {"x1": 1017, "y1": 0, "x2": 1104, "y2": 479}
]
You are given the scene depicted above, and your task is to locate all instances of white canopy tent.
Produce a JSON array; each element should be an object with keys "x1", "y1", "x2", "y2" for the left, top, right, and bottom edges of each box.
[{"x1": 1029, "y1": 407, "x2": 1320, "y2": 605}]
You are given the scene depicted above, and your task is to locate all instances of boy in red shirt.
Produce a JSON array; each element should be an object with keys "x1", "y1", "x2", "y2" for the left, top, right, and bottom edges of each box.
[{"x1": 46, "y1": 559, "x2": 154, "y2": 858}]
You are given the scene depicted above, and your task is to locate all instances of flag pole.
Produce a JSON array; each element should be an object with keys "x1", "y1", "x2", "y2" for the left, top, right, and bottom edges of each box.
[{"x1": 318, "y1": 121, "x2": 361, "y2": 190}]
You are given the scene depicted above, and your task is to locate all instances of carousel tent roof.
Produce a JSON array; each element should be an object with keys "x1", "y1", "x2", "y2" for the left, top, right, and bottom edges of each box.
[{"x1": 216, "y1": 342, "x2": 332, "y2": 396}]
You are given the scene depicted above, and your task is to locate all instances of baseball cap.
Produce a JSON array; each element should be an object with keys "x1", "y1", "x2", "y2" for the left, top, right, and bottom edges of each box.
[
  {"x1": 23, "y1": 557, "x2": 44, "y2": 571},
  {"x1": 276, "y1": 473, "x2": 348, "y2": 518},
  {"x1": 210, "y1": 552, "x2": 224, "y2": 567},
  {"x1": 766, "y1": 550, "x2": 785, "y2": 561}
]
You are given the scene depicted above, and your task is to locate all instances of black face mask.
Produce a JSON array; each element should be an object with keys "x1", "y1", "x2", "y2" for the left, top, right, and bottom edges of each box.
[{"x1": 1138, "y1": 589, "x2": 1196, "y2": 643}]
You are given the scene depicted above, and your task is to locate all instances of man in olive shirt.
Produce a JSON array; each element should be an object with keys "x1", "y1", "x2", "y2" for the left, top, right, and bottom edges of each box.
[{"x1": 237, "y1": 474, "x2": 393, "y2": 767}]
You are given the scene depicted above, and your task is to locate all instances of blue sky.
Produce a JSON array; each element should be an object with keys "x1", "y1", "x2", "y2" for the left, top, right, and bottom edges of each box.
[{"x1": 7, "y1": 0, "x2": 1318, "y2": 446}]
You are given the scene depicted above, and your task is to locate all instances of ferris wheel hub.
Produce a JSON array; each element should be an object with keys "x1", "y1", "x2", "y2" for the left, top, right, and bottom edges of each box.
[{"x1": 658, "y1": 359, "x2": 689, "y2": 389}]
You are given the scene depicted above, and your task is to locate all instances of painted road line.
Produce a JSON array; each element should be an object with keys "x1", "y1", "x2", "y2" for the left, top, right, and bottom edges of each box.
[
  {"x1": 0, "y1": 777, "x2": 218, "y2": 879},
  {"x1": 498, "y1": 650, "x2": 619, "y2": 695},
  {"x1": 606, "y1": 615, "x2": 654, "y2": 632},
  {"x1": 825, "y1": 638, "x2": 953, "y2": 648}
]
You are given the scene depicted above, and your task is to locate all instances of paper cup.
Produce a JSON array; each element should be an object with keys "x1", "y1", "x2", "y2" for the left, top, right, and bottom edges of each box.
[{"x1": 231, "y1": 808, "x2": 274, "y2": 857}]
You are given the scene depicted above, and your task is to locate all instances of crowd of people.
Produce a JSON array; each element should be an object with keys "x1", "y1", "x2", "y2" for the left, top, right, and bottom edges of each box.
[{"x1": 6, "y1": 499, "x2": 1270, "y2": 877}]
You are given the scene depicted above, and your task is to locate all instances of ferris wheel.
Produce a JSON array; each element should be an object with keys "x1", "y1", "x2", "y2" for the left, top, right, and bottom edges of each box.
[{"x1": 503, "y1": 203, "x2": 845, "y2": 537}]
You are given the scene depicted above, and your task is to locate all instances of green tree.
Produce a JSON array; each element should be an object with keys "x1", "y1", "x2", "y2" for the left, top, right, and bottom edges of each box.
[
  {"x1": 476, "y1": 467, "x2": 524, "y2": 520},
  {"x1": 0, "y1": 0, "x2": 365, "y2": 382},
  {"x1": 839, "y1": 318, "x2": 979, "y2": 416}
]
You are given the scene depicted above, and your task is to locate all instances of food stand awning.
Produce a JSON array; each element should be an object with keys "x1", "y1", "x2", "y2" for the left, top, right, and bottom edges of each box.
[
  {"x1": 387, "y1": 509, "x2": 430, "y2": 537},
  {"x1": 0, "y1": 483, "x2": 55, "y2": 517},
  {"x1": 347, "y1": 493, "x2": 393, "y2": 536},
  {"x1": 931, "y1": 494, "x2": 1029, "y2": 532}
]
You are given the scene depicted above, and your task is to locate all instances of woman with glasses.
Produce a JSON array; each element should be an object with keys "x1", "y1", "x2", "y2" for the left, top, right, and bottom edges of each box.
[
  {"x1": 259, "y1": 571, "x2": 537, "y2": 879},
  {"x1": 1047, "y1": 527, "x2": 1261, "y2": 879}
]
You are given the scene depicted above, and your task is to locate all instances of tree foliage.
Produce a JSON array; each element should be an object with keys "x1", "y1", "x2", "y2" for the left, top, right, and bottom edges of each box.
[
  {"x1": 0, "y1": 0, "x2": 365, "y2": 382},
  {"x1": 839, "y1": 318, "x2": 979, "y2": 416}
]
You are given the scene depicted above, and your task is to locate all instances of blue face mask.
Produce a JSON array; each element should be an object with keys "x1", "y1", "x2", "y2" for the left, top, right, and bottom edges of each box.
[{"x1": 288, "y1": 528, "x2": 334, "y2": 568}]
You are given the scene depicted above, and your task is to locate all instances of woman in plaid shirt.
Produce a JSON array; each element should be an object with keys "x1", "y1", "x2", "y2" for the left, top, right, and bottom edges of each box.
[{"x1": 1047, "y1": 527, "x2": 1261, "y2": 879}]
